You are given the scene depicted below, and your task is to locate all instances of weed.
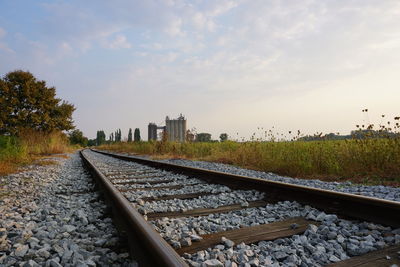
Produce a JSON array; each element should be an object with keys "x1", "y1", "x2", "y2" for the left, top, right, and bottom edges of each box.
[{"x1": 98, "y1": 114, "x2": 400, "y2": 186}]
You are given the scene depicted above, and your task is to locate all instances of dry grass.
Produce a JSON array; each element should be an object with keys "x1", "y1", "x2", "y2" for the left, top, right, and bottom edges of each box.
[
  {"x1": 0, "y1": 161, "x2": 19, "y2": 176},
  {"x1": 0, "y1": 130, "x2": 71, "y2": 176},
  {"x1": 19, "y1": 129, "x2": 72, "y2": 155},
  {"x1": 98, "y1": 138, "x2": 400, "y2": 187},
  {"x1": 34, "y1": 159, "x2": 59, "y2": 166}
]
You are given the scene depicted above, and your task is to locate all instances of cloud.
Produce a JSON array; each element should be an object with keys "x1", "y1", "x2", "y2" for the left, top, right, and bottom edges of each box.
[
  {"x1": 0, "y1": 27, "x2": 6, "y2": 38},
  {"x1": 164, "y1": 17, "x2": 184, "y2": 36},
  {"x1": 0, "y1": 27, "x2": 14, "y2": 53},
  {"x1": 103, "y1": 34, "x2": 132, "y2": 49},
  {"x1": 0, "y1": 43, "x2": 14, "y2": 53},
  {"x1": 3, "y1": 0, "x2": 400, "y2": 138}
]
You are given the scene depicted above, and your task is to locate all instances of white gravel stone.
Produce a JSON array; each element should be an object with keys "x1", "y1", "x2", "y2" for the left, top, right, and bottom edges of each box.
[
  {"x1": 0, "y1": 152, "x2": 137, "y2": 266},
  {"x1": 161, "y1": 158, "x2": 400, "y2": 202}
]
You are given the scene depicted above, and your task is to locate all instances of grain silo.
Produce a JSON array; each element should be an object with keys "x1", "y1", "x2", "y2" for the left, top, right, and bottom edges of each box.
[
  {"x1": 148, "y1": 123, "x2": 158, "y2": 141},
  {"x1": 165, "y1": 114, "x2": 187, "y2": 142}
]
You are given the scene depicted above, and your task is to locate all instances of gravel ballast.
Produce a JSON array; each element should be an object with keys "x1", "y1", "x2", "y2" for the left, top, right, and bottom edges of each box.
[
  {"x1": 0, "y1": 152, "x2": 137, "y2": 267},
  {"x1": 85, "y1": 150, "x2": 400, "y2": 266},
  {"x1": 159, "y1": 158, "x2": 400, "y2": 202}
]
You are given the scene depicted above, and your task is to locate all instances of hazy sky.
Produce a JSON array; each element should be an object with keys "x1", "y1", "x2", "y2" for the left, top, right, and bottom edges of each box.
[{"x1": 1, "y1": 0, "x2": 399, "y2": 140}]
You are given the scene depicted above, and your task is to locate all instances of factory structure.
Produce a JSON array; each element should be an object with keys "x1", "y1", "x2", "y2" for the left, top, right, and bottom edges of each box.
[{"x1": 148, "y1": 114, "x2": 187, "y2": 142}]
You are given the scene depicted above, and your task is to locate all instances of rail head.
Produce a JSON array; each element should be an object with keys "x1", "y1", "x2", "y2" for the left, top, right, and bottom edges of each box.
[
  {"x1": 80, "y1": 149, "x2": 188, "y2": 267},
  {"x1": 91, "y1": 149, "x2": 400, "y2": 228}
]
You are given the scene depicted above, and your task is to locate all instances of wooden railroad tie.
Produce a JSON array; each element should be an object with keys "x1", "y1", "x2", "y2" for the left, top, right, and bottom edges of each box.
[
  {"x1": 118, "y1": 183, "x2": 202, "y2": 192},
  {"x1": 112, "y1": 179, "x2": 174, "y2": 185},
  {"x1": 119, "y1": 184, "x2": 186, "y2": 192},
  {"x1": 141, "y1": 192, "x2": 220, "y2": 202},
  {"x1": 327, "y1": 245, "x2": 400, "y2": 267},
  {"x1": 106, "y1": 170, "x2": 159, "y2": 176},
  {"x1": 147, "y1": 200, "x2": 268, "y2": 220},
  {"x1": 108, "y1": 174, "x2": 167, "y2": 180},
  {"x1": 176, "y1": 217, "x2": 315, "y2": 255}
]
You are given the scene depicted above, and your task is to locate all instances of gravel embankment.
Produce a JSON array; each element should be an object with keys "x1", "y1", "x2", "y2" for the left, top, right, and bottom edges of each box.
[
  {"x1": 159, "y1": 158, "x2": 400, "y2": 202},
  {"x1": 0, "y1": 152, "x2": 137, "y2": 267},
  {"x1": 84, "y1": 151, "x2": 400, "y2": 266}
]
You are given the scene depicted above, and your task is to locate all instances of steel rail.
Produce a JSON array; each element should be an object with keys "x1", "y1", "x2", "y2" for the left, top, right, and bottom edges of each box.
[
  {"x1": 80, "y1": 149, "x2": 188, "y2": 267},
  {"x1": 92, "y1": 149, "x2": 400, "y2": 228}
]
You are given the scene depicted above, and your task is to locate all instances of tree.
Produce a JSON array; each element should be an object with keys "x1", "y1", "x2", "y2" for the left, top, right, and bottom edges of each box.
[
  {"x1": 114, "y1": 129, "x2": 122, "y2": 142},
  {"x1": 219, "y1": 133, "x2": 228, "y2": 142},
  {"x1": 134, "y1": 128, "x2": 141, "y2": 142},
  {"x1": 196, "y1": 133, "x2": 212, "y2": 142},
  {"x1": 0, "y1": 70, "x2": 75, "y2": 135},
  {"x1": 96, "y1": 130, "x2": 106, "y2": 145},
  {"x1": 69, "y1": 129, "x2": 88, "y2": 146},
  {"x1": 128, "y1": 128, "x2": 133, "y2": 142},
  {"x1": 87, "y1": 139, "x2": 96, "y2": 146}
]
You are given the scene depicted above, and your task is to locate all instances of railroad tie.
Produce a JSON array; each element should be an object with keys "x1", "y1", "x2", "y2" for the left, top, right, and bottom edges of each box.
[
  {"x1": 326, "y1": 244, "x2": 400, "y2": 267},
  {"x1": 112, "y1": 179, "x2": 174, "y2": 185},
  {"x1": 108, "y1": 174, "x2": 166, "y2": 180},
  {"x1": 176, "y1": 217, "x2": 315, "y2": 255},
  {"x1": 147, "y1": 200, "x2": 267, "y2": 220},
  {"x1": 118, "y1": 184, "x2": 185, "y2": 192},
  {"x1": 141, "y1": 192, "x2": 220, "y2": 202}
]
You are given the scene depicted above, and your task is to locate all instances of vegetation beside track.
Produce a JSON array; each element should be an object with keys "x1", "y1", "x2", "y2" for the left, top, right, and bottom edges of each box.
[
  {"x1": 0, "y1": 130, "x2": 73, "y2": 175},
  {"x1": 98, "y1": 137, "x2": 400, "y2": 186},
  {"x1": 0, "y1": 70, "x2": 84, "y2": 175}
]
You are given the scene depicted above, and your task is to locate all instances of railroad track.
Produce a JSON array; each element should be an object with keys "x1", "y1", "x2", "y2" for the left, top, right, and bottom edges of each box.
[{"x1": 80, "y1": 149, "x2": 400, "y2": 267}]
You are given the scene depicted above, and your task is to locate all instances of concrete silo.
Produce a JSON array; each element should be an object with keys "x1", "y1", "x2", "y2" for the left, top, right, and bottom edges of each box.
[
  {"x1": 148, "y1": 123, "x2": 158, "y2": 141},
  {"x1": 165, "y1": 114, "x2": 187, "y2": 142}
]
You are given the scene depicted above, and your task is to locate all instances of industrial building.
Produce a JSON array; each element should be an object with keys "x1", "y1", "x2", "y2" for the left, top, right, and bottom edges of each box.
[
  {"x1": 165, "y1": 114, "x2": 187, "y2": 142},
  {"x1": 148, "y1": 114, "x2": 187, "y2": 142},
  {"x1": 147, "y1": 123, "x2": 165, "y2": 141}
]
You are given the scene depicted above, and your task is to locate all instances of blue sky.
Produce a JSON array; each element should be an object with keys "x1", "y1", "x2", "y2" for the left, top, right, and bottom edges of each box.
[{"x1": 1, "y1": 0, "x2": 400, "y2": 140}]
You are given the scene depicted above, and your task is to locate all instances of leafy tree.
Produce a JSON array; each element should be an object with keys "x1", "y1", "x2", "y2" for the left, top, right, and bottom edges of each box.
[
  {"x1": 219, "y1": 133, "x2": 228, "y2": 142},
  {"x1": 87, "y1": 139, "x2": 96, "y2": 146},
  {"x1": 128, "y1": 128, "x2": 132, "y2": 142},
  {"x1": 196, "y1": 133, "x2": 212, "y2": 142},
  {"x1": 114, "y1": 129, "x2": 122, "y2": 142},
  {"x1": 96, "y1": 130, "x2": 106, "y2": 145},
  {"x1": 69, "y1": 129, "x2": 88, "y2": 146},
  {"x1": 134, "y1": 128, "x2": 141, "y2": 142},
  {"x1": 0, "y1": 70, "x2": 75, "y2": 135}
]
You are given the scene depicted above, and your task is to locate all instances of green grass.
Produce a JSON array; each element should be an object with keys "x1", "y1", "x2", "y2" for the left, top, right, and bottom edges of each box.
[
  {"x1": 98, "y1": 138, "x2": 400, "y2": 186},
  {"x1": 0, "y1": 130, "x2": 72, "y2": 175},
  {"x1": 0, "y1": 136, "x2": 26, "y2": 161}
]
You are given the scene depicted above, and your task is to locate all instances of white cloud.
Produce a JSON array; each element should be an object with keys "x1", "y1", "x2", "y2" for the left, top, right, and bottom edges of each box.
[
  {"x1": 164, "y1": 17, "x2": 184, "y2": 36},
  {"x1": 103, "y1": 34, "x2": 132, "y2": 49},
  {"x1": 0, "y1": 42, "x2": 14, "y2": 53},
  {"x1": 0, "y1": 27, "x2": 15, "y2": 53},
  {"x1": 3, "y1": 1, "x2": 400, "y2": 138},
  {"x1": 0, "y1": 27, "x2": 6, "y2": 38}
]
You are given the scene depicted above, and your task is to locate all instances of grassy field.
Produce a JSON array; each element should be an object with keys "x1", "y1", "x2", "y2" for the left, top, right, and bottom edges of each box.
[
  {"x1": 98, "y1": 138, "x2": 400, "y2": 186},
  {"x1": 0, "y1": 130, "x2": 72, "y2": 175}
]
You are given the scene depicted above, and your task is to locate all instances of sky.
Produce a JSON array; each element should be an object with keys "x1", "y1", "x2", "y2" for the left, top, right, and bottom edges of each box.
[{"x1": 1, "y1": 0, "x2": 400, "y2": 140}]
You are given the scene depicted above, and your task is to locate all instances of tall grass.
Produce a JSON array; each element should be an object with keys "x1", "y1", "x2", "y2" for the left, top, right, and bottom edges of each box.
[
  {"x1": 98, "y1": 138, "x2": 400, "y2": 186},
  {"x1": 0, "y1": 130, "x2": 71, "y2": 175},
  {"x1": 19, "y1": 129, "x2": 70, "y2": 155},
  {"x1": 0, "y1": 136, "x2": 26, "y2": 161}
]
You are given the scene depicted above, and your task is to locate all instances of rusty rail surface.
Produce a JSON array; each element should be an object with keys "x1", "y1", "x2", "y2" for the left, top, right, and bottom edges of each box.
[
  {"x1": 80, "y1": 150, "x2": 188, "y2": 267},
  {"x1": 92, "y1": 149, "x2": 400, "y2": 228}
]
